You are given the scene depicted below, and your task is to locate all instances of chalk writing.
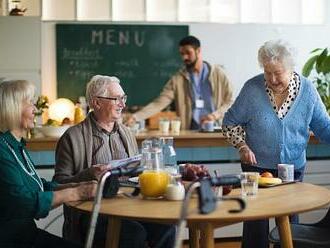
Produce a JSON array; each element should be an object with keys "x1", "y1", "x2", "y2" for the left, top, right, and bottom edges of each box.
[{"x1": 91, "y1": 30, "x2": 145, "y2": 47}]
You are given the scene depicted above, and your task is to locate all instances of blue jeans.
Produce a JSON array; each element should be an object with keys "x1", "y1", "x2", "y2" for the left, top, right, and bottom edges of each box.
[{"x1": 240, "y1": 163, "x2": 305, "y2": 248}]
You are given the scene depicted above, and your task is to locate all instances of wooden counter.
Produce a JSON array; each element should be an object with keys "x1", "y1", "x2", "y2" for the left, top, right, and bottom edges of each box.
[{"x1": 26, "y1": 130, "x2": 320, "y2": 151}]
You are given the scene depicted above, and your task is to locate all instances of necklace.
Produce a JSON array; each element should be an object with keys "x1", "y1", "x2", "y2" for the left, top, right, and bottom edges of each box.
[{"x1": 2, "y1": 137, "x2": 44, "y2": 191}]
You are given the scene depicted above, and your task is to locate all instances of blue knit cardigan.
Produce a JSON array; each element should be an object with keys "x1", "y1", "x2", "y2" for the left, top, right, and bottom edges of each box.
[{"x1": 223, "y1": 74, "x2": 330, "y2": 169}]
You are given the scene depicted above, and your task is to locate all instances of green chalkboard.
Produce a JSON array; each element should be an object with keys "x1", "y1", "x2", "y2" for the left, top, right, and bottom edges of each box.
[{"x1": 56, "y1": 24, "x2": 188, "y2": 106}]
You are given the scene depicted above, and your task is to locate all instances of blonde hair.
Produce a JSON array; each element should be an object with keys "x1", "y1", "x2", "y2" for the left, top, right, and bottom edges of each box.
[
  {"x1": 0, "y1": 80, "x2": 35, "y2": 132},
  {"x1": 86, "y1": 75, "x2": 121, "y2": 107}
]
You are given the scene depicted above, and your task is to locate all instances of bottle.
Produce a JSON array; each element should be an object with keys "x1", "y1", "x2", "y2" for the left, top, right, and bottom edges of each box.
[{"x1": 160, "y1": 137, "x2": 177, "y2": 175}]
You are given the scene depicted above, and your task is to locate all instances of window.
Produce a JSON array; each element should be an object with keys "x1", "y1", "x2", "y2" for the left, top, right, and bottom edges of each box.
[
  {"x1": 146, "y1": 0, "x2": 177, "y2": 22},
  {"x1": 178, "y1": 0, "x2": 209, "y2": 22},
  {"x1": 39, "y1": 0, "x2": 326, "y2": 24},
  {"x1": 112, "y1": 0, "x2": 144, "y2": 21},
  {"x1": 42, "y1": 0, "x2": 75, "y2": 20},
  {"x1": 77, "y1": 0, "x2": 110, "y2": 20}
]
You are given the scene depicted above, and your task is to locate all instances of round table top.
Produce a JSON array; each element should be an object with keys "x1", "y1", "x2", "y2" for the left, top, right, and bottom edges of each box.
[{"x1": 68, "y1": 182, "x2": 330, "y2": 225}]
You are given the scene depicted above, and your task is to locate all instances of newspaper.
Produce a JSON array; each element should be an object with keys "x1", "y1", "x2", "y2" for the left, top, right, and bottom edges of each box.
[{"x1": 106, "y1": 154, "x2": 142, "y2": 170}]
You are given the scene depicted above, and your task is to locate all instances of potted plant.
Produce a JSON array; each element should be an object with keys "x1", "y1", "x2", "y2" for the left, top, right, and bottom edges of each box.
[
  {"x1": 302, "y1": 48, "x2": 330, "y2": 113},
  {"x1": 34, "y1": 95, "x2": 49, "y2": 125}
]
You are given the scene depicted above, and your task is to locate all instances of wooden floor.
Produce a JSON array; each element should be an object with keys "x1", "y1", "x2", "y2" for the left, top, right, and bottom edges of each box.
[{"x1": 182, "y1": 240, "x2": 241, "y2": 248}]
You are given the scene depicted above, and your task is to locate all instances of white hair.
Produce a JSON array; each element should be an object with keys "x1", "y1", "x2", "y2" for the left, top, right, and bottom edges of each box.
[
  {"x1": 258, "y1": 40, "x2": 297, "y2": 71},
  {"x1": 85, "y1": 75, "x2": 121, "y2": 107}
]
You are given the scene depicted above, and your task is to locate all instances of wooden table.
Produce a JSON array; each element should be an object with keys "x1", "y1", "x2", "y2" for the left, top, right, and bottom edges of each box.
[
  {"x1": 26, "y1": 130, "x2": 320, "y2": 151},
  {"x1": 67, "y1": 183, "x2": 330, "y2": 248}
]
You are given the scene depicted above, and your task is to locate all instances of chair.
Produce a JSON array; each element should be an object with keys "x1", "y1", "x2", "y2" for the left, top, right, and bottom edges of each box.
[{"x1": 269, "y1": 207, "x2": 330, "y2": 248}]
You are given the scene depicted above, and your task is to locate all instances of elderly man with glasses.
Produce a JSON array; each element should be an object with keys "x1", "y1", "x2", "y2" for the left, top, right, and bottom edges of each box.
[{"x1": 53, "y1": 75, "x2": 175, "y2": 248}]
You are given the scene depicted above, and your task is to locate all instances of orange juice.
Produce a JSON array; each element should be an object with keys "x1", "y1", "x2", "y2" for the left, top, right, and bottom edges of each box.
[{"x1": 139, "y1": 170, "x2": 170, "y2": 198}]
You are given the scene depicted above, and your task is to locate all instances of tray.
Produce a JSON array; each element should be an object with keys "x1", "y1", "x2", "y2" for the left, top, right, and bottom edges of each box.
[{"x1": 259, "y1": 180, "x2": 298, "y2": 188}]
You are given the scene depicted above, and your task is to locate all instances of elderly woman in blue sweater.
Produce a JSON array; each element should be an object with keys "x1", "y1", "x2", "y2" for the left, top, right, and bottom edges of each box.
[{"x1": 222, "y1": 39, "x2": 330, "y2": 248}]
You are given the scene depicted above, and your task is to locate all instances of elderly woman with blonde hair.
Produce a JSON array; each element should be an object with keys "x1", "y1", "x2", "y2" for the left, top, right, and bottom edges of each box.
[
  {"x1": 0, "y1": 80, "x2": 97, "y2": 248},
  {"x1": 222, "y1": 40, "x2": 330, "y2": 248}
]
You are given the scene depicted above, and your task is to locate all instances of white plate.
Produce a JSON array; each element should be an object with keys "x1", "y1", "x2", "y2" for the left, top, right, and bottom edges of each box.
[{"x1": 128, "y1": 177, "x2": 139, "y2": 184}]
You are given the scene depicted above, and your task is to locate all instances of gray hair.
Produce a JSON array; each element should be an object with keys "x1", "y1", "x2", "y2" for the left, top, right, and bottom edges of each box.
[
  {"x1": 0, "y1": 80, "x2": 35, "y2": 132},
  {"x1": 258, "y1": 40, "x2": 296, "y2": 71},
  {"x1": 86, "y1": 75, "x2": 121, "y2": 107}
]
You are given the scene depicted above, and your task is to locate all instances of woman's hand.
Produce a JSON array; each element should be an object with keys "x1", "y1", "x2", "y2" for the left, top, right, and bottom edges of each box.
[
  {"x1": 75, "y1": 180, "x2": 98, "y2": 201},
  {"x1": 239, "y1": 145, "x2": 257, "y2": 165},
  {"x1": 52, "y1": 180, "x2": 98, "y2": 208}
]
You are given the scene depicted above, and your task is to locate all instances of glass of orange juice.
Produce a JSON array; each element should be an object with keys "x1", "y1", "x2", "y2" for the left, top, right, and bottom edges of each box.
[{"x1": 139, "y1": 147, "x2": 169, "y2": 198}]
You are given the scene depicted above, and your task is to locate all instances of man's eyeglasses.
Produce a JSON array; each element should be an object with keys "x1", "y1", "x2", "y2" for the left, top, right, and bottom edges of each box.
[{"x1": 96, "y1": 95, "x2": 127, "y2": 105}]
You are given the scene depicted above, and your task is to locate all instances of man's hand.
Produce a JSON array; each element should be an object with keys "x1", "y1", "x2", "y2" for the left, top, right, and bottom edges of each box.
[
  {"x1": 90, "y1": 164, "x2": 109, "y2": 180},
  {"x1": 238, "y1": 145, "x2": 257, "y2": 165},
  {"x1": 200, "y1": 113, "x2": 216, "y2": 125}
]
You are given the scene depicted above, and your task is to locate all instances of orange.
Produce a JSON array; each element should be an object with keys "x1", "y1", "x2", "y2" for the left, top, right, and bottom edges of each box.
[{"x1": 261, "y1": 171, "x2": 274, "y2": 178}]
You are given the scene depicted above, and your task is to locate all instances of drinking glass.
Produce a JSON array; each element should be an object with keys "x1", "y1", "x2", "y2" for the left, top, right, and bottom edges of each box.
[
  {"x1": 171, "y1": 118, "x2": 181, "y2": 134},
  {"x1": 159, "y1": 118, "x2": 170, "y2": 133},
  {"x1": 240, "y1": 172, "x2": 259, "y2": 197}
]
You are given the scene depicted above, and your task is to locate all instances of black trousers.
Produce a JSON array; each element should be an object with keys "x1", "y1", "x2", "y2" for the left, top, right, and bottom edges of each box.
[
  {"x1": 80, "y1": 215, "x2": 176, "y2": 248},
  {"x1": 1, "y1": 228, "x2": 82, "y2": 248},
  {"x1": 240, "y1": 163, "x2": 305, "y2": 248}
]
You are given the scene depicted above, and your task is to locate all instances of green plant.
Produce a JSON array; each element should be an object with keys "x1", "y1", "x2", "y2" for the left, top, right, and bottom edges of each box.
[
  {"x1": 302, "y1": 48, "x2": 330, "y2": 113},
  {"x1": 34, "y1": 95, "x2": 49, "y2": 116}
]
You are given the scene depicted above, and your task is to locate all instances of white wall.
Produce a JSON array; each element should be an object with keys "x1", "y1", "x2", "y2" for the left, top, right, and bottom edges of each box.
[
  {"x1": 1, "y1": 16, "x2": 329, "y2": 101},
  {"x1": 0, "y1": 16, "x2": 41, "y2": 93},
  {"x1": 41, "y1": 22, "x2": 330, "y2": 100},
  {"x1": 190, "y1": 23, "x2": 330, "y2": 96}
]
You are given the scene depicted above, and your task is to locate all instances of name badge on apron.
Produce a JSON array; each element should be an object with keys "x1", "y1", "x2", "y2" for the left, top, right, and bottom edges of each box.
[{"x1": 195, "y1": 99, "x2": 204, "y2": 108}]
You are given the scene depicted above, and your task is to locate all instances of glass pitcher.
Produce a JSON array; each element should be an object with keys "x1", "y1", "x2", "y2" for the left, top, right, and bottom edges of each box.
[
  {"x1": 141, "y1": 138, "x2": 163, "y2": 168},
  {"x1": 139, "y1": 147, "x2": 169, "y2": 198}
]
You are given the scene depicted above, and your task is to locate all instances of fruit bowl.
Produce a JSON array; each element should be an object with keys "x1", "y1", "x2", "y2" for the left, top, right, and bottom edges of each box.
[{"x1": 37, "y1": 125, "x2": 71, "y2": 138}]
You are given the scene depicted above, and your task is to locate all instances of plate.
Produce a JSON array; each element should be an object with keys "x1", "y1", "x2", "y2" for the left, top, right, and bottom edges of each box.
[
  {"x1": 199, "y1": 127, "x2": 222, "y2": 133},
  {"x1": 128, "y1": 177, "x2": 139, "y2": 184}
]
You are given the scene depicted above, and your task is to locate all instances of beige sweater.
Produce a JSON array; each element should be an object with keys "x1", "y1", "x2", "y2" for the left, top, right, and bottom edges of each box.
[
  {"x1": 53, "y1": 113, "x2": 138, "y2": 184},
  {"x1": 53, "y1": 113, "x2": 138, "y2": 242},
  {"x1": 135, "y1": 61, "x2": 233, "y2": 129}
]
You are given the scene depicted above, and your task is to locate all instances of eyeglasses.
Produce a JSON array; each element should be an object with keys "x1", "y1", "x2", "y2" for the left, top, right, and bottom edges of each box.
[{"x1": 96, "y1": 95, "x2": 127, "y2": 105}]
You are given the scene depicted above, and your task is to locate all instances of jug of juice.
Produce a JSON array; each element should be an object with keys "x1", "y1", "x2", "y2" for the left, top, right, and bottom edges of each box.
[{"x1": 139, "y1": 147, "x2": 169, "y2": 198}]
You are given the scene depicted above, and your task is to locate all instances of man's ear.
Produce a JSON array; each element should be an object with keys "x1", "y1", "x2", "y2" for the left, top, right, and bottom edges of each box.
[{"x1": 91, "y1": 98, "x2": 100, "y2": 110}]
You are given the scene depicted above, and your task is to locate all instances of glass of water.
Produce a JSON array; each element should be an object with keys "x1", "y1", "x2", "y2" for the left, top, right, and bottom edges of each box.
[{"x1": 240, "y1": 172, "x2": 259, "y2": 197}]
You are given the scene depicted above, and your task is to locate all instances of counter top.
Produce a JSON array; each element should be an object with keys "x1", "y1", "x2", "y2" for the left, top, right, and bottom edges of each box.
[{"x1": 26, "y1": 130, "x2": 320, "y2": 151}]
